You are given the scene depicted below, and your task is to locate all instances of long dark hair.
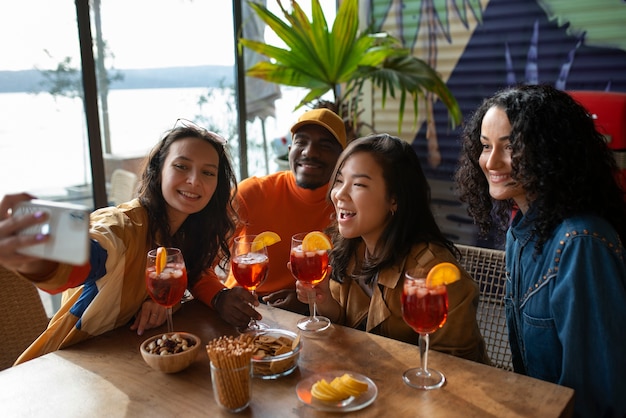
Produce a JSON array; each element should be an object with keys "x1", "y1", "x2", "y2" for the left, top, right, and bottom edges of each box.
[
  {"x1": 455, "y1": 84, "x2": 626, "y2": 252},
  {"x1": 328, "y1": 133, "x2": 456, "y2": 283},
  {"x1": 137, "y1": 126, "x2": 238, "y2": 287}
]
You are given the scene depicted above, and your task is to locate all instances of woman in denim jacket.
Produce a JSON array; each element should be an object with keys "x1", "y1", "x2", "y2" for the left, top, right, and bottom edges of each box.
[{"x1": 456, "y1": 84, "x2": 626, "y2": 417}]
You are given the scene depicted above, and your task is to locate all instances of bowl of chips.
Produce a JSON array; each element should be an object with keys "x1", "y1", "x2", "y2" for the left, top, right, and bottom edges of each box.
[{"x1": 250, "y1": 328, "x2": 301, "y2": 379}]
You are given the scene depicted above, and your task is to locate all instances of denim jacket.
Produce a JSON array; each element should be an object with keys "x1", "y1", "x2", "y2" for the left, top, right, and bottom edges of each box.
[{"x1": 505, "y1": 207, "x2": 626, "y2": 418}]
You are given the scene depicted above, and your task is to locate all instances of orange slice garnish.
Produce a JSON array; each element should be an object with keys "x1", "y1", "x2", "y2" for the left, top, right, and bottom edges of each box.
[
  {"x1": 155, "y1": 246, "x2": 167, "y2": 275},
  {"x1": 251, "y1": 231, "x2": 281, "y2": 252},
  {"x1": 301, "y1": 231, "x2": 332, "y2": 252},
  {"x1": 426, "y1": 262, "x2": 461, "y2": 288}
]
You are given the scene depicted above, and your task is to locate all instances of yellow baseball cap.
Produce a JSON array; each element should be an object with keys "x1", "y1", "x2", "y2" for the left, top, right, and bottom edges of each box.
[{"x1": 290, "y1": 109, "x2": 347, "y2": 149}]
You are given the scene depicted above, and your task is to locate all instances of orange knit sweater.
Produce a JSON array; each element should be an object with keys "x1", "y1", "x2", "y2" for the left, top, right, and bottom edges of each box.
[{"x1": 224, "y1": 171, "x2": 335, "y2": 295}]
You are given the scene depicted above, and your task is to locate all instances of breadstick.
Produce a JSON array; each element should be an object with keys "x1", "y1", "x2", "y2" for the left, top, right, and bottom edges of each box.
[{"x1": 206, "y1": 335, "x2": 253, "y2": 410}]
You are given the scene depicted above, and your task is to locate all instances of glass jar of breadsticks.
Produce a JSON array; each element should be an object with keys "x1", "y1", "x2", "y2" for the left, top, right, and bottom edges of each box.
[{"x1": 206, "y1": 335, "x2": 254, "y2": 412}]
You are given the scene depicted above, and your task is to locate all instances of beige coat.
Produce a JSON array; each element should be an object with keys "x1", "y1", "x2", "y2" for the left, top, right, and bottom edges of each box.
[{"x1": 330, "y1": 242, "x2": 489, "y2": 364}]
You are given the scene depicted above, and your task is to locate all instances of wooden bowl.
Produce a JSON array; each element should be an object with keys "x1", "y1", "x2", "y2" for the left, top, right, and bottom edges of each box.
[{"x1": 140, "y1": 332, "x2": 201, "y2": 373}]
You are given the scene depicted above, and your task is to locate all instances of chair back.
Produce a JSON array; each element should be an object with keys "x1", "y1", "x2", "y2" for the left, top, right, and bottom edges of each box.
[
  {"x1": 0, "y1": 266, "x2": 49, "y2": 369},
  {"x1": 456, "y1": 244, "x2": 513, "y2": 371},
  {"x1": 109, "y1": 169, "x2": 138, "y2": 206}
]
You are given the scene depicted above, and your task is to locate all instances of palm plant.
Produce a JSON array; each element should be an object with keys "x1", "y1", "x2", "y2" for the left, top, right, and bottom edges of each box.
[{"x1": 239, "y1": 0, "x2": 461, "y2": 140}]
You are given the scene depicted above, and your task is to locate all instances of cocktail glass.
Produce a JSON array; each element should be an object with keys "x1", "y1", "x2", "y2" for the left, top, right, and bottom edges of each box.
[
  {"x1": 146, "y1": 247, "x2": 187, "y2": 333},
  {"x1": 232, "y1": 235, "x2": 270, "y2": 331},
  {"x1": 401, "y1": 267, "x2": 448, "y2": 390},
  {"x1": 290, "y1": 232, "x2": 331, "y2": 332}
]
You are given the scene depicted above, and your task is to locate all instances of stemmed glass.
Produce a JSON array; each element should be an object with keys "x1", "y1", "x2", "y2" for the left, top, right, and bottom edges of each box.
[
  {"x1": 401, "y1": 266, "x2": 449, "y2": 390},
  {"x1": 146, "y1": 247, "x2": 188, "y2": 333},
  {"x1": 231, "y1": 235, "x2": 270, "y2": 331},
  {"x1": 290, "y1": 232, "x2": 331, "y2": 332}
]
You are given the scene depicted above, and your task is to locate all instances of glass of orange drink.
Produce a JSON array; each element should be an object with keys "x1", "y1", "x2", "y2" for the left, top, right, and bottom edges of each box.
[
  {"x1": 401, "y1": 262, "x2": 460, "y2": 390},
  {"x1": 232, "y1": 234, "x2": 272, "y2": 331},
  {"x1": 146, "y1": 247, "x2": 187, "y2": 333},
  {"x1": 290, "y1": 232, "x2": 332, "y2": 332}
]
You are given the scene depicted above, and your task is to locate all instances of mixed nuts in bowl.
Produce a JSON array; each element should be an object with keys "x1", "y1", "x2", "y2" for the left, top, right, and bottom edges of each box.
[{"x1": 140, "y1": 332, "x2": 201, "y2": 373}]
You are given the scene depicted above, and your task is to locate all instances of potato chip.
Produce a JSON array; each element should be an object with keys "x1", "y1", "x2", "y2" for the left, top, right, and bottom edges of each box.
[
  {"x1": 251, "y1": 334, "x2": 293, "y2": 358},
  {"x1": 250, "y1": 331, "x2": 300, "y2": 377}
]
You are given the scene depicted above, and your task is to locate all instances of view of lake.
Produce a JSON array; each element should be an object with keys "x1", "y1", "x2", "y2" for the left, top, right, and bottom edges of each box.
[{"x1": 1, "y1": 86, "x2": 303, "y2": 198}]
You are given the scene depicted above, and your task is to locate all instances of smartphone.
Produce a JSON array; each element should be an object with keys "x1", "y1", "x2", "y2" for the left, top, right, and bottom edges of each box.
[{"x1": 14, "y1": 199, "x2": 90, "y2": 265}]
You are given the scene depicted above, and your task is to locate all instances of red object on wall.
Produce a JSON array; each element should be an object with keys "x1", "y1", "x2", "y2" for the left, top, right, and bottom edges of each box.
[{"x1": 567, "y1": 90, "x2": 626, "y2": 190}]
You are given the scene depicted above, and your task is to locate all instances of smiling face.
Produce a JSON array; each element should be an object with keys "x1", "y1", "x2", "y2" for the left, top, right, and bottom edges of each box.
[
  {"x1": 479, "y1": 106, "x2": 528, "y2": 213},
  {"x1": 289, "y1": 124, "x2": 343, "y2": 190},
  {"x1": 330, "y1": 151, "x2": 397, "y2": 255},
  {"x1": 161, "y1": 137, "x2": 220, "y2": 232}
]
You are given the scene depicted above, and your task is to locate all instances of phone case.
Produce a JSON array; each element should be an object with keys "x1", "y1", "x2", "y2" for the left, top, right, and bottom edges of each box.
[{"x1": 14, "y1": 199, "x2": 90, "y2": 265}]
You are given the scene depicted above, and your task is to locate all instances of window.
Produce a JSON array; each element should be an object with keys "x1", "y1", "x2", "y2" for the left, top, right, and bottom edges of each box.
[
  {"x1": 0, "y1": 1, "x2": 237, "y2": 207},
  {"x1": 0, "y1": 1, "x2": 336, "y2": 208}
]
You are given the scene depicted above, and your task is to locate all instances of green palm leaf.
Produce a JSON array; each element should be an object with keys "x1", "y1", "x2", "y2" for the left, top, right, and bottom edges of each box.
[{"x1": 240, "y1": 0, "x2": 461, "y2": 135}]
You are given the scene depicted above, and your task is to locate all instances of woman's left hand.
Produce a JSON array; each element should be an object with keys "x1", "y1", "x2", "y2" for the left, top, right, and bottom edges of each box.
[
  {"x1": 263, "y1": 289, "x2": 308, "y2": 314},
  {"x1": 0, "y1": 193, "x2": 54, "y2": 273},
  {"x1": 291, "y1": 262, "x2": 332, "y2": 304},
  {"x1": 130, "y1": 299, "x2": 167, "y2": 335}
]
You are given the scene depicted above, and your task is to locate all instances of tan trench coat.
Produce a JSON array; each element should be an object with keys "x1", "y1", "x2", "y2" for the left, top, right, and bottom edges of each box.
[{"x1": 330, "y1": 242, "x2": 489, "y2": 364}]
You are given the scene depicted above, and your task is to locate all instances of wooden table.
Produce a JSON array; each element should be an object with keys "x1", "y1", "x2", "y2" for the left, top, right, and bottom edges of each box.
[{"x1": 1, "y1": 301, "x2": 573, "y2": 417}]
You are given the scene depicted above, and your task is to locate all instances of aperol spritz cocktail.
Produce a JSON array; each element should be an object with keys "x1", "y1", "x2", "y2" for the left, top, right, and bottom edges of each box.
[
  {"x1": 401, "y1": 267, "x2": 449, "y2": 390},
  {"x1": 232, "y1": 235, "x2": 271, "y2": 331},
  {"x1": 402, "y1": 280, "x2": 448, "y2": 334},
  {"x1": 146, "y1": 247, "x2": 187, "y2": 332},
  {"x1": 290, "y1": 247, "x2": 329, "y2": 286},
  {"x1": 290, "y1": 232, "x2": 331, "y2": 332},
  {"x1": 232, "y1": 252, "x2": 269, "y2": 291}
]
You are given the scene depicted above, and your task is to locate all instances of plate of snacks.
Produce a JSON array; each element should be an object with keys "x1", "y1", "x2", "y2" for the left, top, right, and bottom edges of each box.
[
  {"x1": 296, "y1": 370, "x2": 377, "y2": 412},
  {"x1": 248, "y1": 328, "x2": 301, "y2": 379}
]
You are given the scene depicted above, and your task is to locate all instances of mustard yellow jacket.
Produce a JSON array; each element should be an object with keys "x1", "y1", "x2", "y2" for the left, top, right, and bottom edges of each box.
[
  {"x1": 15, "y1": 200, "x2": 223, "y2": 365},
  {"x1": 330, "y1": 242, "x2": 489, "y2": 364}
]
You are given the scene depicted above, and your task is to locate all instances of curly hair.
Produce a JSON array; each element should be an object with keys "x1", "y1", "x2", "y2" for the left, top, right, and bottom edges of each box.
[
  {"x1": 455, "y1": 84, "x2": 626, "y2": 252},
  {"x1": 327, "y1": 133, "x2": 456, "y2": 283},
  {"x1": 136, "y1": 126, "x2": 238, "y2": 287}
]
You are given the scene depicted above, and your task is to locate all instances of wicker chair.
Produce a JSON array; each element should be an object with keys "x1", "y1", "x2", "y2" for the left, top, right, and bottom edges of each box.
[
  {"x1": 0, "y1": 266, "x2": 49, "y2": 370},
  {"x1": 109, "y1": 168, "x2": 138, "y2": 206},
  {"x1": 457, "y1": 244, "x2": 513, "y2": 371}
]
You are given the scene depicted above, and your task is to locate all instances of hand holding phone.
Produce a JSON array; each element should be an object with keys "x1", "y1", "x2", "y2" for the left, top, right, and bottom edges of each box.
[{"x1": 13, "y1": 199, "x2": 90, "y2": 265}]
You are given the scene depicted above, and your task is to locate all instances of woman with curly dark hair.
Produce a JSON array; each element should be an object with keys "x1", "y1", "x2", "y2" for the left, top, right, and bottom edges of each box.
[
  {"x1": 455, "y1": 84, "x2": 626, "y2": 417},
  {"x1": 0, "y1": 120, "x2": 245, "y2": 364},
  {"x1": 296, "y1": 134, "x2": 488, "y2": 364}
]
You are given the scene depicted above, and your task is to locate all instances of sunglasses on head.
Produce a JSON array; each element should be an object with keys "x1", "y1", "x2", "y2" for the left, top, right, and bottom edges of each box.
[{"x1": 173, "y1": 118, "x2": 227, "y2": 145}]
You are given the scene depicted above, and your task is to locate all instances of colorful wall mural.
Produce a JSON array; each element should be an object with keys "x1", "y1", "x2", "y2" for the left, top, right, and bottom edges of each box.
[{"x1": 370, "y1": 0, "x2": 626, "y2": 245}]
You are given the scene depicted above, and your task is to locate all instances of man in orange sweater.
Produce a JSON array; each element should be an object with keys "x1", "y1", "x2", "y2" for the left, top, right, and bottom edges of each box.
[{"x1": 212, "y1": 109, "x2": 347, "y2": 324}]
